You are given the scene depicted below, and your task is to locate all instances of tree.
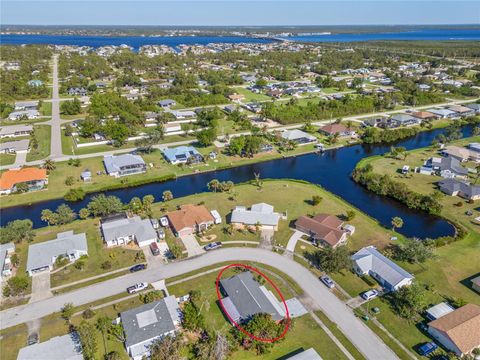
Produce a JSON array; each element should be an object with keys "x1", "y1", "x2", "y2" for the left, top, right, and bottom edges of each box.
[
  {"x1": 149, "y1": 336, "x2": 183, "y2": 360},
  {"x1": 311, "y1": 246, "x2": 351, "y2": 273},
  {"x1": 139, "y1": 290, "x2": 163, "y2": 304},
  {"x1": 2, "y1": 275, "x2": 29, "y2": 297},
  {"x1": 196, "y1": 127, "x2": 217, "y2": 147},
  {"x1": 43, "y1": 159, "x2": 56, "y2": 171},
  {"x1": 135, "y1": 127, "x2": 164, "y2": 153},
  {"x1": 64, "y1": 188, "x2": 86, "y2": 202},
  {"x1": 77, "y1": 320, "x2": 98, "y2": 360},
  {"x1": 41, "y1": 209, "x2": 57, "y2": 226},
  {"x1": 388, "y1": 282, "x2": 427, "y2": 321},
  {"x1": 65, "y1": 176, "x2": 75, "y2": 186},
  {"x1": 142, "y1": 195, "x2": 155, "y2": 216},
  {"x1": 15, "y1": 183, "x2": 29, "y2": 193},
  {"x1": 104, "y1": 351, "x2": 121, "y2": 360},
  {"x1": 345, "y1": 210, "x2": 356, "y2": 221},
  {"x1": 60, "y1": 98, "x2": 82, "y2": 115},
  {"x1": 87, "y1": 194, "x2": 123, "y2": 217},
  {"x1": 61, "y1": 303, "x2": 75, "y2": 323},
  {"x1": 208, "y1": 179, "x2": 221, "y2": 193},
  {"x1": 311, "y1": 195, "x2": 322, "y2": 206},
  {"x1": 234, "y1": 313, "x2": 285, "y2": 354},
  {"x1": 107, "y1": 323, "x2": 126, "y2": 343},
  {"x1": 391, "y1": 216, "x2": 404, "y2": 232},
  {"x1": 96, "y1": 315, "x2": 112, "y2": 356},
  {"x1": 55, "y1": 204, "x2": 77, "y2": 225},
  {"x1": 182, "y1": 300, "x2": 205, "y2": 332},
  {"x1": 394, "y1": 239, "x2": 435, "y2": 264},
  {"x1": 162, "y1": 190, "x2": 173, "y2": 202},
  {"x1": 0, "y1": 219, "x2": 34, "y2": 244}
]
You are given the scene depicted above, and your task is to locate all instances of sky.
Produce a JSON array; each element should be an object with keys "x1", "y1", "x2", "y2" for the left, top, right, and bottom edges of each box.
[{"x1": 1, "y1": 0, "x2": 479, "y2": 26}]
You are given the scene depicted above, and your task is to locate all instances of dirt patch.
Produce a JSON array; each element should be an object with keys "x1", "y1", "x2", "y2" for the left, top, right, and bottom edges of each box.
[{"x1": 199, "y1": 234, "x2": 217, "y2": 243}]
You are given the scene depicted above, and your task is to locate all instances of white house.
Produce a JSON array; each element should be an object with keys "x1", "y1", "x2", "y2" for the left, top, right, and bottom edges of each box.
[{"x1": 101, "y1": 215, "x2": 157, "y2": 247}]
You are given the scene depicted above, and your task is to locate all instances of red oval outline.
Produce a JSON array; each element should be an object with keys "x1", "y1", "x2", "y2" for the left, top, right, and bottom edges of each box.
[{"x1": 215, "y1": 263, "x2": 291, "y2": 343}]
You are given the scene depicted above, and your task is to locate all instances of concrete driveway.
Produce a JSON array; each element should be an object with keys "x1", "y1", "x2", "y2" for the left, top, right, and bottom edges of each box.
[
  {"x1": 142, "y1": 246, "x2": 163, "y2": 269},
  {"x1": 260, "y1": 228, "x2": 275, "y2": 249},
  {"x1": 179, "y1": 234, "x2": 205, "y2": 257},
  {"x1": 286, "y1": 230, "x2": 306, "y2": 252},
  {"x1": 29, "y1": 272, "x2": 52, "y2": 303}
]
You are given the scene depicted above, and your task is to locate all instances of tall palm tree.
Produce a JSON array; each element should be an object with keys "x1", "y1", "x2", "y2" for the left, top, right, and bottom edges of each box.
[
  {"x1": 96, "y1": 316, "x2": 112, "y2": 356},
  {"x1": 43, "y1": 159, "x2": 56, "y2": 171},
  {"x1": 391, "y1": 217, "x2": 404, "y2": 232}
]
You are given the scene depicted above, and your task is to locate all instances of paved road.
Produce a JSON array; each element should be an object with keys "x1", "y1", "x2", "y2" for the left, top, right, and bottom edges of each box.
[
  {"x1": 50, "y1": 55, "x2": 63, "y2": 158},
  {"x1": 0, "y1": 248, "x2": 398, "y2": 360}
]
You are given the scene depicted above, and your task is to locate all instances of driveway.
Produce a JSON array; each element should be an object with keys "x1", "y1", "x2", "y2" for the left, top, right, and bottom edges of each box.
[
  {"x1": 286, "y1": 229, "x2": 306, "y2": 252},
  {"x1": 179, "y1": 234, "x2": 205, "y2": 257},
  {"x1": 0, "y1": 248, "x2": 398, "y2": 359},
  {"x1": 142, "y1": 246, "x2": 163, "y2": 269},
  {"x1": 259, "y1": 228, "x2": 275, "y2": 249},
  {"x1": 29, "y1": 272, "x2": 52, "y2": 303}
]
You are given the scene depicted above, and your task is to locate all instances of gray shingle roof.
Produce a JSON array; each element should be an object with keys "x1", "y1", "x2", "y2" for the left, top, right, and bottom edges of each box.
[
  {"x1": 0, "y1": 139, "x2": 30, "y2": 152},
  {"x1": 101, "y1": 216, "x2": 156, "y2": 244},
  {"x1": 17, "y1": 333, "x2": 83, "y2": 360},
  {"x1": 231, "y1": 203, "x2": 281, "y2": 227},
  {"x1": 26, "y1": 231, "x2": 87, "y2": 272},
  {"x1": 287, "y1": 348, "x2": 323, "y2": 360},
  {"x1": 220, "y1": 271, "x2": 283, "y2": 322},
  {"x1": 120, "y1": 296, "x2": 179, "y2": 350},
  {"x1": 351, "y1": 246, "x2": 414, "y2": 288},
  {"x1": 438, "y1": 178, "x2": 480, "y2": 198},
  {"x1": 0, "y1": 124, "x2": 33, "y2": 136}
]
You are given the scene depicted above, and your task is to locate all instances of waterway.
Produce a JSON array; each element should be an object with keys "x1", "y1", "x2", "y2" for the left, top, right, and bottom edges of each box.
[{"x1": 1, "y1": 125, "x2": 475, "y2": 238}]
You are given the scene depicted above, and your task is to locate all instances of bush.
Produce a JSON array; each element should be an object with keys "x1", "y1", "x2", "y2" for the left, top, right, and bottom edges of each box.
[
  {"x1": 82, "y1": 308, "x2": 96, "y2": 319},
  {"x1": 65, "y1": 176, "x2": 75, "y2": 186},
  {"x1": 64, "y1": 188, "x2": 86, "y2": 202},
  {"x1": 311, "y1": 195, "x2": 322, "y2": 206},
  {"x1": 101, "y1": 261, "x2": 112, "y2": 270}
]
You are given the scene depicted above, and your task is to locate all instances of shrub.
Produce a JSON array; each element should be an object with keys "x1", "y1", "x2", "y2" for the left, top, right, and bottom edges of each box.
[
  {"x1": 101, "y1": 261, "x2": 112, "y2": 270},
  {"x1": 82, "y1": 308, "x2": 96, "y2": 319}
]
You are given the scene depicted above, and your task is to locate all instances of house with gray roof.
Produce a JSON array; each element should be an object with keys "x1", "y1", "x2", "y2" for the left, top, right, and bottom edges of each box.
[
  {"x1": 120, "y1": 296, "x2": 181, "y2": 360},
  {"x1": 168, "y1": 109, "x2": 196, "y2": 120},
  {"x1": 14, "y1": 101, "x2": 38, "y2": 111},
  {"x1": 351, "y1": 246, "x2": 414, "y2": 291},
  {"x1": 158, "y1": 99, "x2": 176, "y2": 108},
  {"x1": 424, "y1": 156, "x2": 468, "y2": 179},
  {"x1": 281, "y1": 129, "x2": 318, "y2": 145},
  {"x1": 0, "y1": 243, "x2": 15, "y2": 279},
  {"x1": 465, "y1": 103, "x2": 480, "y2": 114},
  {"x1": 438, "y1": 178, "x2": 480, "y2": 201},
  {"x1": 162, "y1": 146, "x2": 203, "y2": 165},
  {"x1": 8, "y1": 109, "x2": 39, "y2": 121},
  {"x1": 219, "y1": 271, "x2": 285, "y2": 323},
  {"x1": 287, "y1": 348, "x2": 323, "y2": 360},
  {"x1": 0, "y1": 139, "x2": 30, "y2": 154},
  {"x1": 103, "y1": 154, "x2": 146, "y2": 178},
  {"x1": 26, "y1": 231, "x2": 88, "y2": 276},
  {"x1": 101, "y1": 215, "x2": 157, "y2": 247},
  {"x1": 0, "y1": 124, "x2": 33, "y2": 138},
  {"x1": 389, "y1": 114, "x2": 420, "y2": 127},
  {"x1": 17, "y1": 332, "x2": 83, "y2": 360},
  {"x1": 231, "y1": 203, "x2": 282, "y2": 230},
  {"x1": 428, "y1": 108, "x2": 459, "y2": 119}
]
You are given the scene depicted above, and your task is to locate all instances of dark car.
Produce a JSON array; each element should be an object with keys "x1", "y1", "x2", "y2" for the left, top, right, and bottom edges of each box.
[
  {"x1": 204, "y1": 242, "x2": 222, "y2": 251},
  {"x1": 150, "y1": 242, "x2": 160, "y2": 256},
  {"x1": 417, "y1": 342, "x2": 438, "y2": 356},
  {"x1": 27, "y1": 333, "x2": 39, "y2": 346},
  {"x1": 130, "y1": 264, "x2": 146, "y2": 272}
]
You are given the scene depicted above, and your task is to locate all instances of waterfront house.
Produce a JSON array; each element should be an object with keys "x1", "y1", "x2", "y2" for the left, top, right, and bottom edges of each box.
[
  {"x1": 351, "y1": 246, "x2": 414, "y2": 291},
  {"x1": 166, "y1": 204, "x2": 215, "y2": 237},
  {"x1": 441, "y1": 145, "x2": 480, "y2": 162},
  {"x1": 162, "y1": 146, "x2": 203, "y2": 165},
  {"x1": 0, "y1": 124, "x2": 33, "y2": 138},
  {"x1": 0, "y1": 139, "x2": 30, "y2": 154},
  {"x1": 281, "y1": 129, "x2": 317, "y2": 145},
  {"x1": 319, "y1": 123, "x2": 355, "y2": 137},
  {"x1": 26, "y1": 231, "x2": 88, "y2": 276},
  {"x1": 428, "y1": 304, "x2": 480, "y2": 357},
  {"x1": 448, "y1": 105, "x2": 475, "y2": 117},
  {"x1": 103, "y1": 154, "x2": 146, "y2": 178},
  {"x1": 425, "y1": 156, "x2": 468, "y2": 179},
  {"x1": 410, "y1": 111, "x2": 439, "y2": 121},
  {"x1": 471, "y1": 276, "x2": 480, "y2": 294},
  {"x1": 158, "y1": 99, "x2": 176, "y2": 108},
  {"x1": 437, "y1": 178, "x2": 480, "y2": 201},
  {"x1": 389, "y1": 114, "x2": 420, "y2": 127},
  {"x1": 80, "y1": 169, "x2": 92, "y2": 182},
  {"x1": 231, "y1": 203, "x2": 281, "y2": 230},
  {"x1": 17, "y1": 333, "x2": 83, "y2": 360},
  {"x1": 295, "y1": 214, "x2": 348, "y2": 248},
  {"x1": 101, "y1": 215, "x2": 157, "y2": 247},
  {"x1": 219, "y1": 271, "x2": 284, "y2": 323},
  {"x1": 0, "y1": 167, "x2": 47, "y2": 195},
  {"x1": 0, "y1": 243, "x2": 15, "y2": 278},
  {"x1": 120, "y1": 296, "x2": 181, "y2": 360},
  {"x1": 428, "y1": 108, "x2": 459, "y2": 119},
  {"x1": 465, "y1": 103, "x2": 480, "y2": 114}
]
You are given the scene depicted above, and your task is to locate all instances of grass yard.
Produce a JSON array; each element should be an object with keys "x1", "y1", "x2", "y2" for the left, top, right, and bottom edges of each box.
[
  {"x1": 230, "y1": 86, "x2": 271, "y2": 102},
  {"x1": 26, "y1": 124, "x2": 51, "y2": 162},
  {"x1": 0, "y1": 153, "x2": 16, "y2": 166},
  {"x1": 40, "y1": 101, "x2": 52, "y2": 116}
]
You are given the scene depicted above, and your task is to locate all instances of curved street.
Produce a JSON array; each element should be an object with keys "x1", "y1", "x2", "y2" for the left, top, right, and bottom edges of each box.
[{"x1": 0, "y1": 247, "x2": 398, "y2": 360}]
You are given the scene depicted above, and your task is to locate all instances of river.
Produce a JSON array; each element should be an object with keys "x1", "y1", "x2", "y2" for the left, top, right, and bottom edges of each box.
[{"x1": 1, "y1": 125, "x2": 475, "y2": 238}]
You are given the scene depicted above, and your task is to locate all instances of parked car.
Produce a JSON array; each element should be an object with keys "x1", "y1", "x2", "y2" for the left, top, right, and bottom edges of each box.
[
  {"x1": 160, "y1": 217, "x2": 169, "y2": 227},
  {"x1": 417, "y1": 342, "x2": 438, "y2": 356},
  {"x1": 150, "y1": 242, "x2": 160, "y2": 256},
  {"x1": 157, "y1": 228, "x2": 165, "y2": 239},
  {"x1": 361, "y1": 289, "x2": 379, "y2": 301},
  {"x1": 27, "y1": 333, "x2": 39, "y2": 346},
  {"x1": 127, "y1": 282, "x2": 148, "y2": 294},
  {"x1": 130, "y1": 264, "x2": 146, "y2": 272},
  {"x1": 204, "y1": 242, "x2": 222, "y2": 251},
  {"x1": 150, "y1": 218, "x2": 159, "y2": 229},
  {"x1": 320, "y1": 275, "x2": 335, "y2": 289}
]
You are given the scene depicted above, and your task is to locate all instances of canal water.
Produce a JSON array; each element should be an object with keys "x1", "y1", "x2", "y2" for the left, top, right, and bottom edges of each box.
[{"x1": 1, "y1": 125, "x2": 474, "y2": 238}]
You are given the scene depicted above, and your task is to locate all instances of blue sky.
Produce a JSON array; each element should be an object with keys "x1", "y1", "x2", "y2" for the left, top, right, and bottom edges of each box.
[{"x1": 1, "y1": 1, "x2": 479, "y2": 26}]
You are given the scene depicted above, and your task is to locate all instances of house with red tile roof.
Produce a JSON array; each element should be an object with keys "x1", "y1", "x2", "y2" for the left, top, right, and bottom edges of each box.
[
  {"x1": 167, "y1": 204, "x2": 214, "y2": 237},
  {"x1": 0, "y1": 167, "x2": 47, "y2": 195}
]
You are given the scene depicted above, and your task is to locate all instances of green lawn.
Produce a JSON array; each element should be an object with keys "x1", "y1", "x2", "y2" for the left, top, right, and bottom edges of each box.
[
  {"x1": 0, "y1": 153, "x2": 16, "y2": 166},
  {"x1": 40, "y1": 101, "x2": 52, "y2": 116},
  {"x1": 26, "y1": 124, "x2": 51, "y2": 162},
  {"x1": 230, "y1": 86, "x2": 271, "y2": 102}
]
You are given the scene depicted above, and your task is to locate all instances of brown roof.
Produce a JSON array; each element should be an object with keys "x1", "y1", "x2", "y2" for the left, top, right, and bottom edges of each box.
[
  {"x1": 0, "y1": 167, "x2": 47, "y2": 191},
  {"x1": 428, "y1": 303, "x2": 480, "y2": 354},
  {"x1": 295, "y1": 214, "x2": 345, "y2": 247},
  {"x1": 320, "y1": 123, "x2": 348, "y2": 135},
  {"x1": 167, "y1": 204, "x2": 214, "y2": 232},
  {"x1": 411, "y1": 111, "x2": 437, "y2": 120}
]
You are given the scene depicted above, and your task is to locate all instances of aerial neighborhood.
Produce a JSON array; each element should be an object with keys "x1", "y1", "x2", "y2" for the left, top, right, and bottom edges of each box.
[{"x1": 0, "y1": 21, "x2": 479, "y2": 360}]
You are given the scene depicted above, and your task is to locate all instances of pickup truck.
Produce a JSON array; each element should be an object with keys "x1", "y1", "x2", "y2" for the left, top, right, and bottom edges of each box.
[{"x1": 127, "y1": 282, "x2": 148, "y2": 294}]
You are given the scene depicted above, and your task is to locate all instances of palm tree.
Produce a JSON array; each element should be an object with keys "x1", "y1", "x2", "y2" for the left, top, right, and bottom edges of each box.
[
  {"x1": 96, "y1": 316, "x2": 112, "y2": 356},
  {"x1": 43, "y1": 159, "x2": 56, "y2": 171},
  {"x1": 41, "y1": 209, "x2": 56, "y2": 226},
  {"x1": 391, "y1": 217, "x2": 404, "y2": 232},
  {"x1": 207, "y1": 179, "x2": 221, "y2": 193}
]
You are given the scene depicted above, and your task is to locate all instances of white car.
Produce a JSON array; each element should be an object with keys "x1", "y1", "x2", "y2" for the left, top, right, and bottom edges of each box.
[
  {"x1": 160, "y1": 217, "x2": 169, "y2": 227},
  {"x1": 361, "y1": 289, "x2": 379, "y2": 301},
  {"x1": 127, "y1": 282, "x2": 148, "y2": 294}
]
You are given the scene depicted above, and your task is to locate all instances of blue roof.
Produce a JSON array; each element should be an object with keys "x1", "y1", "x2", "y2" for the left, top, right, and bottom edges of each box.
[{"x1": 162, "y1": 146, "x2": 201, "y2": 163}]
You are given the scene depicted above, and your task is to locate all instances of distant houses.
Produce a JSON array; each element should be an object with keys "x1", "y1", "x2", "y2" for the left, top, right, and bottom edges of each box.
[
  {"x1": 158, "y1": 99, "x2": 176, "y2": 108},
  {"x1": 100, "y1": 214, "x2": 157, "y2": 247},
  {"x1": 8, "y1": 109, "x2": 40, "y2": 120},
  {"x1": 26, "y1": 231, "x2": 88, "y2": 276},
  {"x1": 67, "y1": 87, "x2": 87, "y2": 96},
  {"x1": 351, "y1": 246, "x2": 414, "y2": 291},
  {"x1": 166, "y1": 204, "x2": 215, "y2": 237},
  {"x1": 103, "y1": 154, "x2": 146, "y2": 177},
  {"x1": 0, "y1": 167, "x2": 48, "y2": 195}
]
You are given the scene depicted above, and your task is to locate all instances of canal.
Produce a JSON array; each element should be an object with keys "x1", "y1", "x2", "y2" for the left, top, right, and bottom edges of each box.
[{"x1": 1, "y1": 125, "x2": 474, "y2": 238}]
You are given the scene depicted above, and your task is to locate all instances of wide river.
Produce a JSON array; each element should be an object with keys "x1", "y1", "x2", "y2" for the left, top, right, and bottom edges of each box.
[
  {"x1": 1, "y1": 28, "x2": 479, "y2": 49},
  {"x1": 1, "y1": 125, "x2": 475, "y2": 238}
]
